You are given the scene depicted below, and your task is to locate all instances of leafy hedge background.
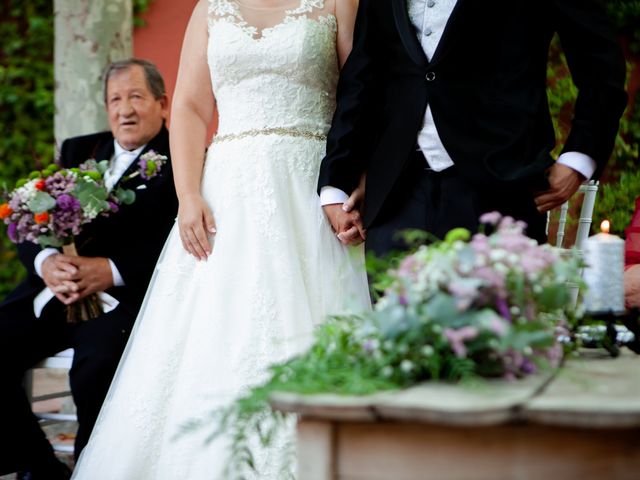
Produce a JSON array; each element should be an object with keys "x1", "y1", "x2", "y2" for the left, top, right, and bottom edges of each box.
[{"x1": 0, "y1": 0, "x2": 638, "y2": 298}]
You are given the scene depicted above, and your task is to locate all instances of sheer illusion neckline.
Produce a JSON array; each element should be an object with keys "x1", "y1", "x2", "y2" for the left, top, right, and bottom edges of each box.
[{"x1": 210, "y1": 0, "x2": 331, "y2": 40}]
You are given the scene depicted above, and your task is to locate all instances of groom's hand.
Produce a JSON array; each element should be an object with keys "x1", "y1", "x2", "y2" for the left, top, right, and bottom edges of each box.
[
  {"x1": 534, "y1": 163, "x2": 584, "y2": 213},
  {"x1": 323, "y1": 204, "x2": 366, "y2": 246}
]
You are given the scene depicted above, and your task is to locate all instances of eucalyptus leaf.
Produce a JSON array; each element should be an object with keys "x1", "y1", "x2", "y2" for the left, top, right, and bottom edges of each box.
[
  {"x1": 96, "y1": 160, "x2": 110, "y2": 175},
  {"x1": 74, "y1": 179, "x2": 109, "y2": 214},
  {"x1": 115, "y1": 187, "x2": 136, "y2": 205},
  {"x1": 38, "y1": 235, "x2": 64, "y2": 248},
  {"x1": 27, "y1": 191, "x2": 56, "y2": 212}
]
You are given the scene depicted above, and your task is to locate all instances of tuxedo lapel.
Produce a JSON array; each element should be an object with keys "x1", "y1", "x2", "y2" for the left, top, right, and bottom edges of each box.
[
  {"x1": 94, "y1": 137, "x2": 115, "y2": 165},
  {"x1": 429, "y1": 0, "x2": 470, "y2": 66},
  {"x1": 392, "y1": 0, "x2": 428, "y2": 68}
]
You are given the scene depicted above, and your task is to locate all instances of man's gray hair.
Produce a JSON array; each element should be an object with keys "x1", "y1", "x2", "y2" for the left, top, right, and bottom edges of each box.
[{"x1": 103, "y1": 58, "x2": 166, "y2": 102}]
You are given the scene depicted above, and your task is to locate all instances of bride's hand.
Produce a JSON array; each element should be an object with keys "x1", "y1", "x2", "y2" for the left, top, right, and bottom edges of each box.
[{"x1": 178, "y1": 193, "x2": 216, "y2": 260}]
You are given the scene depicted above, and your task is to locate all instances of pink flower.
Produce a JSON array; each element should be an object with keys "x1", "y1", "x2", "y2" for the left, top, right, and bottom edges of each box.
[
  {"x1": 444, "y1": 326, "x2": 479, "y2": 358},
  {"x1": 479, "y1": 211, "x2": 502, "y2": 225},
  {"x1": 489, "y1": 316, "x2": 509, "y2": 336}
]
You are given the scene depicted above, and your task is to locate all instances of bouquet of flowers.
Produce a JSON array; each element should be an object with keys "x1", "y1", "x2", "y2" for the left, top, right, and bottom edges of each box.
[
  {"x1": 198, "y1": 213, "x2": 585, "y2": 477},
  {"x1": 0, "y1": 151, "x2": 167, "y2": 322}
]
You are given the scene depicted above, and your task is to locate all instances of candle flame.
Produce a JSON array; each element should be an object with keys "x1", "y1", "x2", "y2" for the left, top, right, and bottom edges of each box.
[{"x1": 601, "y1": 220, "x2": 611, "y2": 234}]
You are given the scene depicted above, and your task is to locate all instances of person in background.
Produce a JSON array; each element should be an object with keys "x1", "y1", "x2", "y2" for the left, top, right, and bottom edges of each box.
[
  {"x1": 624, "y1": 196, "x2": 640, "y2": 308},
  {"x1": 0, "y1": 58, "x2": 178, "y2": 479}
]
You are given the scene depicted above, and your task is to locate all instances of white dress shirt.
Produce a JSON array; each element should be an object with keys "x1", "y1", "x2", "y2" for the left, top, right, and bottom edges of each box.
[
  {"x1": 33, "y1": 140, "x2": 145, "y2": 317},
  {"x1": 320, "y1": 0, "x2": 595, "y2": 205}
]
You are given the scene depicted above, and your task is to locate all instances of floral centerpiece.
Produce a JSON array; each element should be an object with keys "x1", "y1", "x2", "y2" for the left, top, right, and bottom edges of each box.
[
  {"x1": 194, "y1": 213, "x2": 584, "y2": 477},
  {"x1": 0, "y1": 152, "x2": 166, "y2": 322}
]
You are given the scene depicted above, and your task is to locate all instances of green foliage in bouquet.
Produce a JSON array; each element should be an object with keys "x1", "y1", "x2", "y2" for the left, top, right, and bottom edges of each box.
[{"x1": 190, "y1": 216, "x2": 584, "y2": 478}]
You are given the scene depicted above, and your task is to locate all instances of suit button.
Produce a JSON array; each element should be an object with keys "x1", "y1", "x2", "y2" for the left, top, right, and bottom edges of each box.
[{"x1": 425, "y1": 72, "x2": 436, "y2": 81}]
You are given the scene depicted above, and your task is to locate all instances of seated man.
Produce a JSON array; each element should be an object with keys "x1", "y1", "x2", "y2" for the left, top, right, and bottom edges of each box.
[
  {"x1": 0, "y1": 58, "x2": 178, "y2": 479},
  {"x1": 625, "y1": 196, "x2": 640, "y2": 308}
]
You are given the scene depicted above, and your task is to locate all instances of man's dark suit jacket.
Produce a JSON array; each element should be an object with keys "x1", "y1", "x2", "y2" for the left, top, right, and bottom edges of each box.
[
  {"x1": 1, "y1": 125, "x2": 178, "y2": 316},
  {"x1": 318, "y1": 0, "x2": 628, "y2": 227}
]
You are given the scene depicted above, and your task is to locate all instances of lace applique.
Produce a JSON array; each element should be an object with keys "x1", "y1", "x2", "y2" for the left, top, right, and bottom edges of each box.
[
  {"x1": 286, "y1": 0, "x2": 325, "y2": 16},
  {"x1": 208, "y1": 0, "x2": 330, "y2": 40}
]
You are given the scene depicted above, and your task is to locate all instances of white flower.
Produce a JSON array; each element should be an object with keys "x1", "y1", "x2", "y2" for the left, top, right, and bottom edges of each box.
[
  {"x1": 400, "y1": 360, "x2": 414, "y2": 373},
  {"x1": 381, "y1": 366, "x2": 393, "y2": 378},
  {"x1": 523, "y1": 346, "x2": 533, "y2": 356},
  {"x1": 490, "y1": 249, "x2": 507, "y2": 262},
  {"x1": 510, "y1": 306, "x2": 521, "y2": 315},
  {"x1": 421, "y1": 345, "x2": 434, "y2": 356}
]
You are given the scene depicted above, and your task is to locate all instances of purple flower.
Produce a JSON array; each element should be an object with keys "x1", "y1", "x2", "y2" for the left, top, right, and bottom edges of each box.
[
  {"x1": 520, "y1": 358, "x2": 537, "y2": 375},
  {"x1": 495, "y1": 297, "x2": 511, "y2": 322},
  {"x1": 7, "y1": 223, "x2": 17, "y2": 243},
  {"x1": 45, "y1": 172, "x2": 75, "y2": 196},
  {"x1": 107, "y1": 201, "x2": 119, "y2": 213},
  {"x1": 56, "y1": 194, "x2": 81, "y2": 212},
  {"x1": 138, "y1": 150, "x2": 167, "y2": 180}
]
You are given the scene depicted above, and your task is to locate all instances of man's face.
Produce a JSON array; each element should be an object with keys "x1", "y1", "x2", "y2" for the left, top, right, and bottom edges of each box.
[{"x1": 106, "y1": 65, "x2": 168, "y2": 150}]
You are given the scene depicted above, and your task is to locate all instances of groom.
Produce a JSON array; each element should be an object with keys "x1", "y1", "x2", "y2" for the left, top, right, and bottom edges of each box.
[
  {"x1": 0, "y1": 59, "x2": 178, "y2": 479},
  {"x1": 320, "y1": 0, "x2": 627, "y2": 255}
]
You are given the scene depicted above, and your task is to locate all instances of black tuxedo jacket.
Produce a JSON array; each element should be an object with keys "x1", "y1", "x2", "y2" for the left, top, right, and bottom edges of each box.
[
  {"x1": 1, "y1": 125, "x2": 178, "y2": 316},
  {"x1": 319, "y1": 0, "x2": 627, "y2": 227}
]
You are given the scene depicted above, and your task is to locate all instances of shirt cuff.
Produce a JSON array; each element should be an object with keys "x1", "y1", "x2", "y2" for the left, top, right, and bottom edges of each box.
[
  {"x1": 109, "y1": 259, "x2": 125, "y2": 287},
  {"x1": 34, "y1": 248, "x2": 60, "y2": 278},
  {"x1": 557, "y1": 152, "x2": 596, "y2": 181},
  {"x1": 320, "y1": 186, "x2": 350, "y2": 206}
]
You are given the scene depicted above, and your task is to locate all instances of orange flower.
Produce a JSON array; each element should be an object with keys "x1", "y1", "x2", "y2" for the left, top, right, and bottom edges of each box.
[
  {"x1": 34, "y1": 179, "x2": 46, "y2": 191},
  {"x1": 0, "y1": 203, "x2": 12, "y2": 219},
  {"x1": 34, "y1": 212, "x2": 49, "y2": 224}
]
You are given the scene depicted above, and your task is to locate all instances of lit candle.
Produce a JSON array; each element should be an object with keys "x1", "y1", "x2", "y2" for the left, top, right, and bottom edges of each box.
[{"x1": 583, "y1": 220, "x2": 625, "y2": 314}]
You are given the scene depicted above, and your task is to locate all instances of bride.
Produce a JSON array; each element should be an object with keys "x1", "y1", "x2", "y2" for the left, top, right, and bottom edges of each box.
[{"x1": 72, "y1": 0, "x2": 369, "y2": 478}]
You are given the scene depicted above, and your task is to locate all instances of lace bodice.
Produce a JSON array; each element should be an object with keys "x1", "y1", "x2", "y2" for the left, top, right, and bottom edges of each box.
[{"x1": 207, "y1": 0, "x2": 339, "y2": 138}]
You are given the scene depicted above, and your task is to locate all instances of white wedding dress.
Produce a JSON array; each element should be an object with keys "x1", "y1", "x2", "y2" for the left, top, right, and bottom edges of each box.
[{"x1": 72, "y1": 0, "x2": 370, "y2": 478}]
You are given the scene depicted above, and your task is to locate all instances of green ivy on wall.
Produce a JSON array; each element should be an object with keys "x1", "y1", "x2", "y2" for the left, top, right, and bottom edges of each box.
[
  {"x1": 133, "y1": 0, "x2": 156, "y2": 27},
  {"x1": 0, "y1": 0, "x2": 54, "y2": 298},
  {"x1": 599, "y1": 0, "x2": 640, "y2": 53}
]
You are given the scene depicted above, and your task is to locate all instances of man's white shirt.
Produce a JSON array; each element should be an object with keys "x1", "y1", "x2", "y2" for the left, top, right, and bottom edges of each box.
[
  {"x1": 319, "y1": 0, "x2": 595, "y2": 205},
  {"x1": 33, "y1": 140, "x2": 145, "y2": 317}
]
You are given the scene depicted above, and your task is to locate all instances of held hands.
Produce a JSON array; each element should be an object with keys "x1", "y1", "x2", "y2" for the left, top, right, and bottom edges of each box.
[
  {"x1": 42, "y1": 254, "x2": 114, "y2": 305},
  {"x1": 534, "y1": 163, "x2": 584, "y2": 213},
  {"x1": 178, "y1": 193, "x2": 216, "y2": 261},
  {"x1": 324, "y1": 175, "x2": 366, "y2": 246}
]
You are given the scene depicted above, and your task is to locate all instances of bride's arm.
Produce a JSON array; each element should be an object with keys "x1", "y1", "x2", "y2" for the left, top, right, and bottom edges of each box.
[
  {"x1": 171, "y1": 0, "x2": 217, "y2": 261},
  {"x1": 336, "y1": 0, "x2": 358, "y2": 68}
]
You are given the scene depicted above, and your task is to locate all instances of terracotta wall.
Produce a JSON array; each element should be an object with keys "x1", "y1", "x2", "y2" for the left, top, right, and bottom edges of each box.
[{"x1": 133, "y1": 0, "x2": 198, "y2": 120}]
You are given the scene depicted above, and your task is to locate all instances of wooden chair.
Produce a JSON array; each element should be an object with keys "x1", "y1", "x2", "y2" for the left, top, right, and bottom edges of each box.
[
  {"x1": 547, "y1": 180, "x2": 599, "y2": 250},
  {"x1": 546, "y1": 180, "x2": 599, "y2": 307},
  {"x1": 24, "y1": 349, "x2": 77, "y2": 454}
]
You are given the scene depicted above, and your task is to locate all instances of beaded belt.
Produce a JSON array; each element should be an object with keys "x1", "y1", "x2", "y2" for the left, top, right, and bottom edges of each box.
[{"x1": 213, "y1": 127, "x2": 327, "y2": 143}]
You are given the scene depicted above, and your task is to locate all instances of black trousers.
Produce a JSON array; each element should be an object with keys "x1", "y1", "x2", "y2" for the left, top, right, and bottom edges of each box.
[
  {"x1": 0, "y1": 296, "x2": 135, "y2": 475},
  {"x1": 366, "y1": 151, "x2": 547, "y2": 256}
]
